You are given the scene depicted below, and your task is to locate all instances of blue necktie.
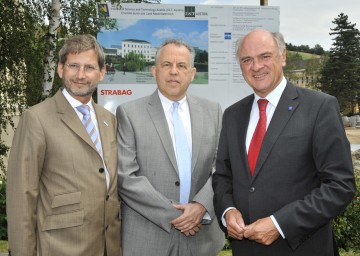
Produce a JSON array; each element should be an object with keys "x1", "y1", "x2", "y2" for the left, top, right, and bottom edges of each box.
[
  {"x1": 172, "y1": 102, "x2": 191, "y2": 204},
  {"x1": 76, "y1": 105, "x2": 103, "y2": 156}
]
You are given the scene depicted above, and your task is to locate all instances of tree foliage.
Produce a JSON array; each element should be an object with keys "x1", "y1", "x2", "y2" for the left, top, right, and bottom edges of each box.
[
  {"x1": 0, "y1": 0, "x2": 46, "y2": 174},
  {"x1": 319, "y1": 13, "x2": 360, "y2": 115},
  {"x1": 286, "y1": 43, "x2": 325, "y2": 55},
  {"x1": 1, "y1": 0, "x2": 161, "y2": 174}
]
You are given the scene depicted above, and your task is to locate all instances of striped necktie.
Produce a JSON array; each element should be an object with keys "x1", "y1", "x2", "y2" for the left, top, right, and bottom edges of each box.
[
  {"x1": 172, "y1": 102, "x2": 191, "y2": 204},
  {"x1": 76, "y1": 105, "x2": 103, "y2": 156}
]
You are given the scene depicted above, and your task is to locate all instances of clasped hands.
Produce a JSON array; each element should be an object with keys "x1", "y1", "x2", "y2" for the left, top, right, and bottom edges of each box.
[
  {"x1": 170, "y1": 202, "x2": 206, "y2": 236},
  {"x1": 225, "y1": 209, "x2": 280, "y2": 245}
]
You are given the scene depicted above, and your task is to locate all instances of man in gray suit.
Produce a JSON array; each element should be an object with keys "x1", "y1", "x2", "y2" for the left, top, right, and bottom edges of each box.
[
  {"x1": 117, "y1": 39, "x2": 224, "y2": 255},
  {"x1": 213, "y1": 29, "x2": 356, "y2": 255}
]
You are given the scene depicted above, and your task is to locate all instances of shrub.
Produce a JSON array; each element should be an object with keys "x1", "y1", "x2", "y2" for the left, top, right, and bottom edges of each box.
[{"x1": 332, "y1": 171, "x2": 360, "y2": 252}]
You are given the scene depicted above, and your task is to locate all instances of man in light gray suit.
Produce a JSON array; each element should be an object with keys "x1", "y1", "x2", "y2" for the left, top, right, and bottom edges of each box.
[{"x1": 117, "y1": 39, "x2": 225, "y2": 255}]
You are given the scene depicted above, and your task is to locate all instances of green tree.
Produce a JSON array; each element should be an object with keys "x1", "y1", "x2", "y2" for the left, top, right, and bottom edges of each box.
[
  {"x1": 319, "y1": 13, "x2": 360, "y2": 115},
  {"x1": 124, "y1": 52, "x2": 147, "y2": 72},
  {"x1": 0, "y1": 0, "x2": 46, "y2": 175}
]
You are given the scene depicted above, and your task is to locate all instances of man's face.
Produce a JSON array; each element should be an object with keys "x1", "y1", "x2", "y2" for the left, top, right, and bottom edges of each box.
[
  {"x1": 238, "y1": 30, "x2": 286, "y2": 98},
  {"x1": 57, "y1": 49, "x2": 105, "y2": 103},
  {"x1": 151, "y1": 43, "x2": 196, "y2": 101}
]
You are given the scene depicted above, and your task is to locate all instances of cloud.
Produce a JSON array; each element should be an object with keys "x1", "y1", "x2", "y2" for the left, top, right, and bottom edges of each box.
[
  {"x1": 152, "y1": 27, "x2": 176, "y2": 39},
  {"x1": 117, "y1": 19, "x2": 139, "y2": 30}
]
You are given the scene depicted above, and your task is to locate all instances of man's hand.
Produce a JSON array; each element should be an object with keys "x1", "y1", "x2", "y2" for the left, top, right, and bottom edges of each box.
[
  {"x1": 225, "y1": 209, "x2": 246, "y2": 240},
  {"x1": 170, "y1": 202, "x2": 206, "y2": 236},
  {"x1": 244, "y1": 217, "x2": 280, "y2": 245}
]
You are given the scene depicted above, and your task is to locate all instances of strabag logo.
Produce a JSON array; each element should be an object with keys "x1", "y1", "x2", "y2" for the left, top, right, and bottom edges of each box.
[
  {"x1": 100, "y1": 89, "x2": 132, "y2": 96},
  {"x1": 184, "y1": 6, "x2": 195, "y2": 17}
]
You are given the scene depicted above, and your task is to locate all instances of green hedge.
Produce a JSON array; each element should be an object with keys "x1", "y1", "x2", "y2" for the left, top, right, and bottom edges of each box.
[{"x1": 332, "y1": 172, "x2": 360, "y2": 251}]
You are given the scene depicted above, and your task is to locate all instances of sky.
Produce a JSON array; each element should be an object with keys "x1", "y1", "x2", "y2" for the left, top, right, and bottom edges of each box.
[{"x1": 161, "y1": 0, "x2": 360, "y2": 51}]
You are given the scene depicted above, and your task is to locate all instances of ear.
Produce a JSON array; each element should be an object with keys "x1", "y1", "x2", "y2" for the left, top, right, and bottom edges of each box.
[
  {"x1": 151, "y1": 65, "x2": 157, "y2": 78},
  {"x1": 99, "y1": 66, "x2": 106, "y2": 81},
  {"x1": 57, "y1": 63, "x2": 64, "y2": 78},
  {"x1": 281, "y1": 49, "x2": 287, "y2": 67},
  {"x1": 190, "y1": 67, "x2": 196, "y2": 81}
]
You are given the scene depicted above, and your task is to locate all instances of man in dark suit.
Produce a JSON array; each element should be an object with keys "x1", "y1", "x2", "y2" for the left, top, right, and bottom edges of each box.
[{"x1": 212, "y1": 29, "x2": 356, "y2": 256}]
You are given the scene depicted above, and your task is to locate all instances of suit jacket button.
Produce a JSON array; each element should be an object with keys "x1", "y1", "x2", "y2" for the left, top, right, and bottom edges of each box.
[
  {"x1": 99, "y1": 168, "x2": 104, "y2": 173},
  {"x1": 249, "y1": 187, "x2": 255, "y2": 193},
  {"x1": 175, "y1": 181, "x2": 180, "y2": 186},
  {"x1": 106, "y1": 195, "x2": 109, "y2": 200}
]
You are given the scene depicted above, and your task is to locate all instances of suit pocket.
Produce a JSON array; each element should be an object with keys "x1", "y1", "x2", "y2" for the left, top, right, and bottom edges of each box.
[
  {"x1": 41, "y1": 191, "x2": 84, "y2": 231},
  {"x1": 42, "y1": 209, "x2": 84, "y2": 231},
  {"x1": 51, "y1": 191, "x2": 81, "y2": 208}
]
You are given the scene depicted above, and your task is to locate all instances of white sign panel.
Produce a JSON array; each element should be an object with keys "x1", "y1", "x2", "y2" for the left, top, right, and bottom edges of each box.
[{"x1": 97, "y1": 3, "x2": 279, "y2": 113}]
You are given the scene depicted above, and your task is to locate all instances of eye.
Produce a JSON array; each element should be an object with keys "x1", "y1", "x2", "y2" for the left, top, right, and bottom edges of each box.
[
  {"x1": 262, "y1": 54, "x2": 272, "y2": 60},
  {"x1": 178, "y1": 63, "x2": 187, "y2": 69},
  {"x1": 241, "y1": 58, "x2": 253, "y2": 64},
  {"x1": 85, "y1": 65, "x2": 97, "y2": 72},
  {"x1": 161, "y1": 62, "x2": 171, "y2": 68},
  {"x1": 68, "y1": 64, "x2": 80, "y2": 70}
]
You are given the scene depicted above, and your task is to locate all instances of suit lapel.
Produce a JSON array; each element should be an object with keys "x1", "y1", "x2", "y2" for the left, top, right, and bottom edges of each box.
[
  {"x1": 237, "y1": 96, "x2": 254, "y2": 182},
  {"x1": 188, "y1": 96, "x2": 202, "y2": 173},
  {"x1": 252, "y1": 83, "x2": 299, "y2": 179},
  {"x1": 54, "y1": 90, "x2": 94, "y2": 150},
  {"x1": 147, "y1": 91, "x2": 179, "y2": 173},
  {"x1": 55, "y1": 90, "x2": 103, "y2": 158}
]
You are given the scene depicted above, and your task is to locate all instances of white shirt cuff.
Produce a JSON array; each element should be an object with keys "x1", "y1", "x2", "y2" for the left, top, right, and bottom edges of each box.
[
  {"x1": 221, "y1": 207, "x2": 236, "y2": 227},
  {"x1": 270, "y1": 215, "x2": 285, "y2": 238}
]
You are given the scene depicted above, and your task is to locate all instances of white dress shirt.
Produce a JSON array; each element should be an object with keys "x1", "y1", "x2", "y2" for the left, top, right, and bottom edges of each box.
[{"x1": 62, "y1": 89, "x2": 110, "y2": 189}]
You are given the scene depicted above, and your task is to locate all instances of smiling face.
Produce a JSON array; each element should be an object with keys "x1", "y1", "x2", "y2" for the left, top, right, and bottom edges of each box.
[
  {"x1": 238, "y1": 30, "x2": 286, "y2": 98},
  {"x1": 151, "y1": 43, "x2": 196, "y2": 101},
  {"x1": 57, "y1": 49, "x2": 105, "y2": 104}
]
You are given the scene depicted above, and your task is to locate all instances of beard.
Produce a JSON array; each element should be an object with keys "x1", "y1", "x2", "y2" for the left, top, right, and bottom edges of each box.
[{"x1": 62, "y1": 77, "x2": 97, "y2": 98}]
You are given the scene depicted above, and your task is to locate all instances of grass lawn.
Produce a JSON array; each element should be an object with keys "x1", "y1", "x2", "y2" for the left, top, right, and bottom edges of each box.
[
  {"x1": 217, "y1": 250, "x2": 360, "y2": 256},
  {"x1": 0, "y1": 241, "x2": 7, "y2": 252},
  {"x1": 1, "y1": 241, "x2": 358, "y2": 255},
  {"x1": 217, "y1": 250, "x2": 232, "y2": 256}
]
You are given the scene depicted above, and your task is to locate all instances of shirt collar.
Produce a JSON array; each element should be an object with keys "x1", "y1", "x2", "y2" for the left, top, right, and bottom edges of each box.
[
  {"x1": 254, "y1": 76, "x2": 287, "y2": 107},
  {"x1": 158, "y1": 90, "x2": 187, "y2": 112},
  {"x1": 62, "y1": 88, "x2": 94, "y2": 111}
]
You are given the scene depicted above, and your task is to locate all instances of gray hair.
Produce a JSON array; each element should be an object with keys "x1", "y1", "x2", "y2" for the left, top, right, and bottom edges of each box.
[
  {"x1": 58, "y1": 34, "x2": 105, "y2": 69},
  {"x1": 155, "y1": 39, "x2": 196, "y2": 67},
  {"x1": 235, "y1": 29, "x2": 286, "y2": 61}
]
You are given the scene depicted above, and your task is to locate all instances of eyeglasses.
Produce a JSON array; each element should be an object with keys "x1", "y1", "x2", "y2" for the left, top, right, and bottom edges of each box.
[{"x1": 64, "y1": 63, "x2": 99, "y2": 73}]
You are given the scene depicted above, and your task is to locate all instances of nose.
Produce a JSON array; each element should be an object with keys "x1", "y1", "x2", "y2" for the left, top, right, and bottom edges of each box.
[
  {"x1": 251, "y1": 58, "x2": 264, "y2": 71},
  {"x1": 76, "y1": 66, "x2": 87, "y2": 78},
  {"x1": 169, "y1": 64, "x2": 178, "y2": 74}
]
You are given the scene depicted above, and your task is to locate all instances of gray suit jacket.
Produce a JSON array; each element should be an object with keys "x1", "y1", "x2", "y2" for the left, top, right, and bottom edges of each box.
[
  {"x1": 213, "y1": 82, "x2": 356, "y2": 256},
  {"x1": 6, "y1": 90, "x2": 121, "y2": 256},
  {"x1": 117, "y1": 90, "x2": 225, "y2": 256}
]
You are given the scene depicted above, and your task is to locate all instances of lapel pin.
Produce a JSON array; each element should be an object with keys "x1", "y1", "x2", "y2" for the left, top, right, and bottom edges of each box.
[
  {"x1": 288, "y1": 106, "x2": 293, "y2": 111},
  {"x1": 104, "y1": 121, "x2": 109, "y2": 126}
]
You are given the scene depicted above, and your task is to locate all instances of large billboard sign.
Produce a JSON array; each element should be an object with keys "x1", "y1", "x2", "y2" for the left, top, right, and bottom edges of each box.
[{"x1": 97, "y1": 3, "x2": 279, "y2": 112}]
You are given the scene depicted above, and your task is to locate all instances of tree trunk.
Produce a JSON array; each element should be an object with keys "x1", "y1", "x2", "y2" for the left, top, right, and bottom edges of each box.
[{"x1": 42, "y1": 0, "x2": 61, "y2": 97}]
